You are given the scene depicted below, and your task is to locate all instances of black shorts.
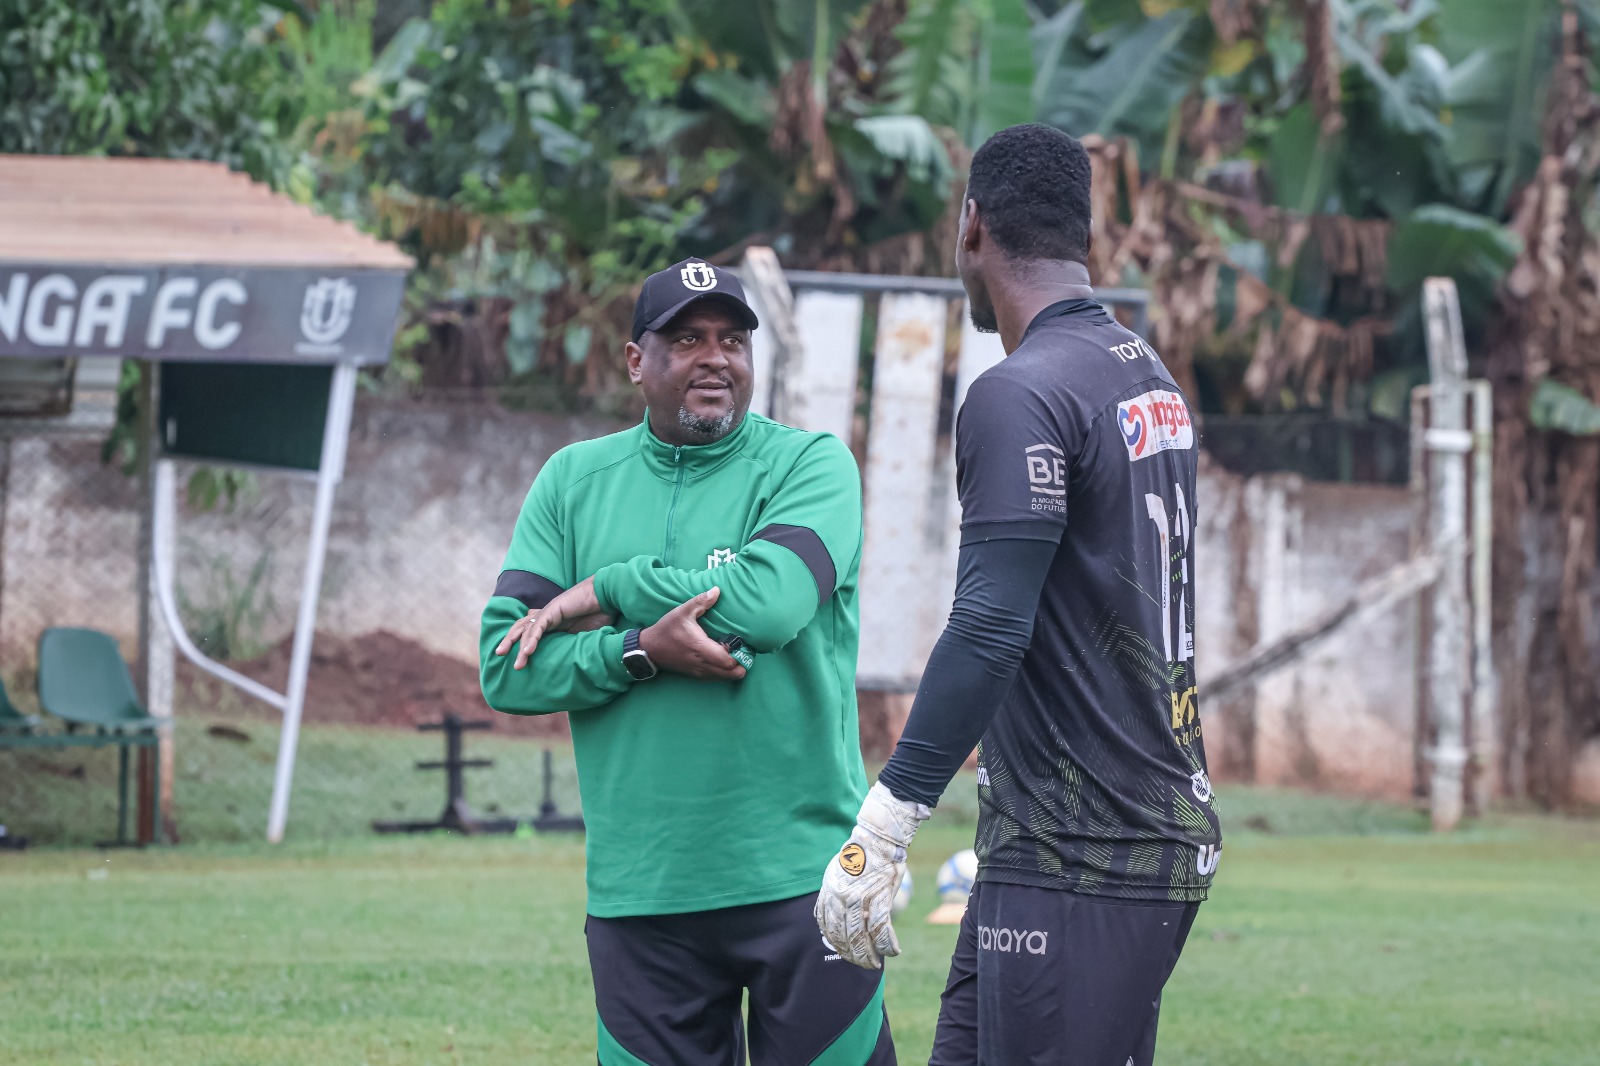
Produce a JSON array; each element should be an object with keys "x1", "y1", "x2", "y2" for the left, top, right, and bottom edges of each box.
[
  {"x1": 586, "y1": 891, "x2": 895, "y2": 1065},
  {"x1": 929, "y1": 881, "x2": 1199, "y2": 1066}
]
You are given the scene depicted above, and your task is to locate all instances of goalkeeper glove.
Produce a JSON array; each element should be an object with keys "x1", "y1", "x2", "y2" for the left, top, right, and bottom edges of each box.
[{"x1": 815, "y1": 782, "x2": 930, "y2": 970}]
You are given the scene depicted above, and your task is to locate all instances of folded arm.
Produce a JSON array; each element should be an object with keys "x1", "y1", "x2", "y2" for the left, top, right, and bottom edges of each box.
[
  {"x1": 592, "y1": 436, "x2": 862, "y2": 652},
  {"x1": 479, "y1": 464, "x2": 631, "y2": 715},
  {"x1": 479, "y1": 570, "x2": 631, "y2": 715}
]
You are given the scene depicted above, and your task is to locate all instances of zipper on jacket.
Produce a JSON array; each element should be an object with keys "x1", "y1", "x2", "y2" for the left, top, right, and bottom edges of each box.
[{"x1": 662, "y1": 446, "x2": 685, "y2": 561}]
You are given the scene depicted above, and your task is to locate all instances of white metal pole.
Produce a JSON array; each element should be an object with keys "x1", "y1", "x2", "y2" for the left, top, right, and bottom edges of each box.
[
  {"x1": 134, "y1": 360, "x2": 161, "y2": 844},
  {"x1": 148, "y1": 449, "x2": 177, "y2": 834},
  {"x1": 1468, "y1": 379, "x2": 1496, "y2": 814},
  {"x1": 1408, "y1": 384, "x2": 1430, "y2": 803},
  {"x1": 1422, "y1": 279, "x2": 1471, "y2": 832},
  {"x1": 153, "y1": 459, "x2": 288, "y2": 711},
  {"x1": 738, "y1": 247, "x2": 801, "y2": 423},
  {"x1": 266, "y1": 361, "x2": 359, "y2": 843}
]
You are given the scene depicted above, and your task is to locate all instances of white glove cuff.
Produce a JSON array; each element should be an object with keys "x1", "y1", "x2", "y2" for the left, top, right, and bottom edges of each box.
[{"x1": 858, "y1": 781, "x2": 930, "y2": 847}]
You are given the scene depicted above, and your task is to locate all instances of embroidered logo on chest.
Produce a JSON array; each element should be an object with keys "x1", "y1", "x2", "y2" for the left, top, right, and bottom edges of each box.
[{"x1": 707, "y1": 547, "x2": 738, "y2": 568}]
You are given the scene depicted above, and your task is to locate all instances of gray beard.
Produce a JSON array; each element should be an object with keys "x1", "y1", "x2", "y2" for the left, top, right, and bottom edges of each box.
[{"x1": 677, "y1": 405, "x2": 736, "y2": 442}]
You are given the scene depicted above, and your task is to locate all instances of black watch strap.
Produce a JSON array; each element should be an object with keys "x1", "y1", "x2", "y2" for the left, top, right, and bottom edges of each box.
[{"x1": 622, "y1": 629, "x2": 656, "y2": 680}]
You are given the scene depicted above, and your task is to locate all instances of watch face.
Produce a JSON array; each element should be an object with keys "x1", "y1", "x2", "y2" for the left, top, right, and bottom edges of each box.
[{"x1": 623, "y1": 650, "x2": 656, "y2": 680}]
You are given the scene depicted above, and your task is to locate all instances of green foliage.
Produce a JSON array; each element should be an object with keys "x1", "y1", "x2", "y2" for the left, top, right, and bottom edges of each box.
[
  {"x1": 320, "y1": 0, "x2": 961, "y2": 399},
  {"x1": 0, "y1": 0, "x2": 303, "y2": 185},
  {"x1": 974, "y1": 0, "x2": 1038, "y2": 142},
  {"x1": 1249, "y1": 2, "x2": 1455, "y2": 217},
  {"x1": 1332, "y1": 0, "x2": 1447, "y2": 141},
  {"x1": 1025, "y1": 0, "x2": 1570, "y2": 417},
  {"x1": 1034, "y1": 5, "x2": 1216, "y2": 162},
  {"x1": 278, "y1": 0, "x2": 375, "y2": 136},
  {"x1": 1030, "y1": 2, "x2": 1091, "y2": 117},
  {"x1": 184, "y1": 467, "x2": 257, "y2": 514},
  {"x1": 98, "y1": 360, "x2": 145, "y2": 477},
  {"x1": 175, "y1": 541, "x2": 278, "y2": 663},
  {"x1": 334, "y1": 1, "x2": 738, "y2": 390},
  {"x1": 886, "y1": 0, "x2": 1036, "y2": 146},
  {"x1": 1530, "y1": 378, "x2": 1600, "y2": 435},
  {"x1": 681, "y1": 0, "x2": 875, "y2": 77},
  {"x1": 1267, "y1": 103, "x2": 1342, "y2": 213},
  {"x1": 887, "y1": 0, "x2": 971, "y2": 130},
  {"x1": 1385, "y1": 203, "x2": 1521, "y2": 315},
  {"x1": 851, "y1": 115, "x2": 953, "y2": 186},
  {"x1": 1438, "y1": 0, "x2": 1560, "y2": 214}
]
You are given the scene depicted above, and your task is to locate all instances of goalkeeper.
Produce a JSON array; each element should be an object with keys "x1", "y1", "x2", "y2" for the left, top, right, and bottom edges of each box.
[
  {"x1": 480, "y1": 258, "x2": 895, "y2": 1065},
  {"x1": 816, "y1": 126, "x2": 1220, "y2": 1065}
]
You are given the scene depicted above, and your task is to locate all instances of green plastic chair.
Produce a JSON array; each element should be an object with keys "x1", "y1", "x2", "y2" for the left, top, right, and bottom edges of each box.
[
  {"x1": 0, "y1": 678, "x2": 40, "y2": 733},
  {"x1": 37, "y1": 628, "x2": 165, "y2": 734},
  {"x1": 36, "y1": 628, "x2": 167, "y2": 846}
]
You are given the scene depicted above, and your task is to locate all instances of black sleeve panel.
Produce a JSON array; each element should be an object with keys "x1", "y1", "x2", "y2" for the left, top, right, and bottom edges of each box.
[
  {"x1": 494, "y1": 569, "x2": 565, "y2": 610},
  {"x1": 954, "y1": 372, "x2": 1074, "y2": 541},
  {"x1": 751, "y1": 523, "x2": 837, "y2": 605},
  {"x1": 875, "y1": 537, "x2": 1057, "y2": 808}
]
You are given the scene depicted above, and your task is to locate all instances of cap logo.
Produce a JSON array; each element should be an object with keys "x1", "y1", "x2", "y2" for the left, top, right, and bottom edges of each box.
[{"x1": 680, "y1": 262, "x2": 718, "y2": 292}]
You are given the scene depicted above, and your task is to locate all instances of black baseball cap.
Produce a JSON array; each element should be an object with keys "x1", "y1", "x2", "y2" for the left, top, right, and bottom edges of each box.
[{"x1": 631, "y1": 258, "x2": 760, "y2": 343}]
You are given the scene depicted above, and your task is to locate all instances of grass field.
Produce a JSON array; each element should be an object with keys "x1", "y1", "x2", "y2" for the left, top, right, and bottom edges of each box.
[{"x1": 3, "y1": 719, "x2": 1598, "y2": 1064}]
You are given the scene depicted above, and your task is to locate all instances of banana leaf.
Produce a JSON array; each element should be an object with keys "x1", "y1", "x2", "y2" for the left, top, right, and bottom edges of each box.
[
  {"x1": 1530, "y1": 378, "x2": 1600, "y2": 436},
  {"x1": 1035, "y1": 8, "x2": 1213, "y2": 156},
  {"x1": 1437, "y1": 0, "x2": 1559, "y2": 215}
]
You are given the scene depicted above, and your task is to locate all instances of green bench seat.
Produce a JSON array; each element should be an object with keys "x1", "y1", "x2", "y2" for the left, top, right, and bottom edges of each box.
[{"x1": 0, "y1": 628, "x2": 168, "y2": 845}]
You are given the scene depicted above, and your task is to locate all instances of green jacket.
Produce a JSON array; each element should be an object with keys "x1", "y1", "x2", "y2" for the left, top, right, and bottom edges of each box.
[{"x1": 479, "y1": 413, "x2": 867, "y2": 917}]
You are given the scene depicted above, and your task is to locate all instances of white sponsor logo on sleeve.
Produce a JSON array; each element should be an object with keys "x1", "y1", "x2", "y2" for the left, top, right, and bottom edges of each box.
[
  {"x1": 1024, "y1": 443, "x2": 1066, "y2": 495},
  {"x1": 1024, "y1": 442, "x2": 1068, "y2": 514}
]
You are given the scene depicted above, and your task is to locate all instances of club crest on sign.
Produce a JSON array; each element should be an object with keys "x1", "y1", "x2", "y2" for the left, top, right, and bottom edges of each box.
[
  {"x1": 680, "y1": 262, "x2": 718, "y2": 292},
  {"x1": 300, "y1": 277, "x2": 357, "y2": 347}
]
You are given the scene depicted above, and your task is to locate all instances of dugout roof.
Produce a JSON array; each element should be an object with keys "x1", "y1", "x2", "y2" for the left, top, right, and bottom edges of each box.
[{"x1": 0, "y1": 155, "x2": 410, "y2": 366}]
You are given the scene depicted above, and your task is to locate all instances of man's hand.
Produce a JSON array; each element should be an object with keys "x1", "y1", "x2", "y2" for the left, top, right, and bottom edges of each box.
[
  {"x1": 640, "y1": 587, "x2": 746, "y2": 681},
  {"x1": 816, "y1": 782, "x2": 930, "y2": 970},
  {"x1": 495, "y1": 576, "x2": 612, "y2": 670}
]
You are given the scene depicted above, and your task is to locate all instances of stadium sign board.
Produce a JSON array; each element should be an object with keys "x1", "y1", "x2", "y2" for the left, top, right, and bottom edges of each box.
[{"x1": 0, "y1": 265, "x2": 406, "y2": 365}]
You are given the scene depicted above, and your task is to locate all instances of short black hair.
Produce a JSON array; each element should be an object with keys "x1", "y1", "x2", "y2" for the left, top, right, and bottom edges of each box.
[{"x1": 966, "y1": 124, "x2": 1092, "y2": 263}]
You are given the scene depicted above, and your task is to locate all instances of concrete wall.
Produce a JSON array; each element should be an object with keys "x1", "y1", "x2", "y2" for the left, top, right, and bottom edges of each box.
[
  {"x1": 1196, "y1": 464, "x2": 1421, "y2": 799},
  {"x1": 223, "y1": 399, "x2": 626, "y2": 667},
  {"x1": 0, "y1": 399, "x2": 622, "y2": 685},
  {"x1": 0, "y1": 434, "x2": 143, "y2": 668},
  {"x1": 0, "y1": 397, "x2": 1517, "y2": 804}
]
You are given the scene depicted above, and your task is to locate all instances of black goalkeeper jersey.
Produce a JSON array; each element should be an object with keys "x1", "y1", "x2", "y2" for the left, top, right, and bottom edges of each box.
[{"x1": 956, "y1": 298, "x2": 1221, "y2": 902}]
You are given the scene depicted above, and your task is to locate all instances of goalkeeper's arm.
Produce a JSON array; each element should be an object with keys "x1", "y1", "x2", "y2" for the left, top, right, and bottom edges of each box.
[
  {"x1": 816, "y1": 536, "x2": 1054, "y2": 970},
  {"x1": 875, "y1": 536, "x2": 1055, "y2": 806}
]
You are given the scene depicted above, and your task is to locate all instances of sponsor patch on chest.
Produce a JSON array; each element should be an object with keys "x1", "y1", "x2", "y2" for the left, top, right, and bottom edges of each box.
[{"x1": 1116, "y1": 389, "x2": 1194, "y2": 461}]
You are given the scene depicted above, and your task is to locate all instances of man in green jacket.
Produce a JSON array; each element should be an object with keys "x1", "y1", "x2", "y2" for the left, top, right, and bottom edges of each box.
[{"x1": 480, "y1": 259, "x2": 893, "y2": 1065}]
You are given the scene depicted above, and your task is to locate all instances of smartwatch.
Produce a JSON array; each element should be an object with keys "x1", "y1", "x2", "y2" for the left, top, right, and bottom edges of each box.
[{"x1": 621, "y1": 629, "x2": 657, "y2": 681}]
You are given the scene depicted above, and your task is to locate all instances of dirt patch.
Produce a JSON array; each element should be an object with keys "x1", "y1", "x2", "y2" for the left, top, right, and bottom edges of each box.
[{"x1": 178, "y1": 630, "x2": 569, "y2": 739}]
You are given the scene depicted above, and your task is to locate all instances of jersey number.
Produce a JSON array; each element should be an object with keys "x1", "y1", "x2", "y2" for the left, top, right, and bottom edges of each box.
[{"x1": 1143, "y1": 483, "x2": 1194, "y2": 665}]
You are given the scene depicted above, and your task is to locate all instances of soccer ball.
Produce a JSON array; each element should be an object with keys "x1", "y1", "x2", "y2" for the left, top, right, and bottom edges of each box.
[
  {"x1": 892, "y1": 868, "x2": 914, "y2": 915},
  {"x1": 936, "y1": 848, "x2": 978, "y2": 904}
]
